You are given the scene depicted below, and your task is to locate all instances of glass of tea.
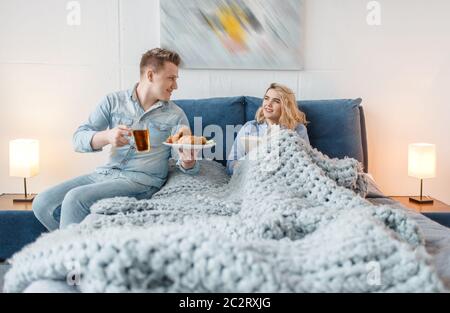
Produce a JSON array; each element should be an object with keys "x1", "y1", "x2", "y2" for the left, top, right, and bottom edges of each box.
[{"x1": 132, "y1": 122, "x2": 150, "y2": 153}]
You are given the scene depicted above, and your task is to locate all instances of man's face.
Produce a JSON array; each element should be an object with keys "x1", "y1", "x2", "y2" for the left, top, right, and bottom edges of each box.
[{"x1": 150, "y1": 61, "x2": 179, "y2": 101}]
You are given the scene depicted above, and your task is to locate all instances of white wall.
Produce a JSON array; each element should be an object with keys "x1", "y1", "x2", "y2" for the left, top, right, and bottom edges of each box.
[{"x1": 1, "y1": 0, "x2": 449, "y2": 203}]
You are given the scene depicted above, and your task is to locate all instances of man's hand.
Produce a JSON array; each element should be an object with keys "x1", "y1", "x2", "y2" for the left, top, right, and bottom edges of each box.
[
  {"x1": 108, "y1": 125, "x2": 131, "y2": 147},
  {"x1": 178, "y1": 147, "x2": 201, "y2": 169}
]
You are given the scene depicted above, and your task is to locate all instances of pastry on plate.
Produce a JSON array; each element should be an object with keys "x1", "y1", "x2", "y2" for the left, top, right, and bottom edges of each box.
[
  {"x1": 166, "y1": 126, "x2": 191, "y2": 144},
  {"x1": 166, "y1": 127, "x2": 207, "y2": 145},
  {"x1": 177, "y1": 135, "x2": 207, "y2": 145}
]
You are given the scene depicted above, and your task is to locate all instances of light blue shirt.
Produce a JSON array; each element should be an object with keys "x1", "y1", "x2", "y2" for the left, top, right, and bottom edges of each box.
[
  {"x1": 226, "y1": 120, "x2": 310, "y2": 175},
  {"x1": 73, "y1": 84, "x2": 199, "y2": 188}
]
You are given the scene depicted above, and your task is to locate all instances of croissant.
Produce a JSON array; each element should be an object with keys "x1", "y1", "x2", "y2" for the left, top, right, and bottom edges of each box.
[
  {"x1": 166, "y1": 126, "x2": 192, "y2": 143},
  {"x1": 177, "y1": 135, "x2": 207, "y2": 145},
  {"x1": 166, "y1": 126, "x2": 207, "y2": 145}
]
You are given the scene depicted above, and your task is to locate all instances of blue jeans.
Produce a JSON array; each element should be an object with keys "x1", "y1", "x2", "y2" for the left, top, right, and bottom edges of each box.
[{"x1": 32, "y1": 170, "x2": 160, "y2": 231}]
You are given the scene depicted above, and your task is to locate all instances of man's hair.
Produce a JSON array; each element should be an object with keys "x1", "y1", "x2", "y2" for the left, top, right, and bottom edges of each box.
[{"x1": 140, "y1": 48, "x2": 181, "y2": 76}]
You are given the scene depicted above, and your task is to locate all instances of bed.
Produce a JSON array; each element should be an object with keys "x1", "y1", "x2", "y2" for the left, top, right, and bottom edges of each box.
[
  {"x1": 2, "y1": 170, "x2": 449, "y2": 293},
  {"x1": 1, "y1": 97, "x2": 448, "y2": 292},
  {"x1": 365, "y1": 175, "x2": 450, "y2": 288}
]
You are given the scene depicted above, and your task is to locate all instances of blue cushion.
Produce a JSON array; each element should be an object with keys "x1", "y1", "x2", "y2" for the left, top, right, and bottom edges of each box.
[
  {"x1": 423, "y1": 213, "x2": 450, "y2": 228},
  {"x1": 174, "y1": 97, "x2": 246, "y2": 165},
  {"x1": 244, "y1": 97, "x2": 365, "y2": 169},
  {"x1": 0, "y1": 211, "x2": 47, "y2": 261}
]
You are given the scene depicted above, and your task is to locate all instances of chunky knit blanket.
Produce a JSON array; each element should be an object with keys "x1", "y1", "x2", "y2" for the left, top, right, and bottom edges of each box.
[{"x1": 4, "y1": 130, "x2": 445, "y2": 293}]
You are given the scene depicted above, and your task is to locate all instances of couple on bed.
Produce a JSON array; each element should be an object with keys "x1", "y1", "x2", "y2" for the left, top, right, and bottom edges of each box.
[{"x1": 33, "y1": 48, "x2": 310, "y2": 231}]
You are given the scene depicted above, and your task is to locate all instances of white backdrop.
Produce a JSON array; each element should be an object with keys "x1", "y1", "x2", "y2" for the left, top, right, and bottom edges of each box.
[{"x1": 0, "y1": 0, "x2": 449, "y2": 204}]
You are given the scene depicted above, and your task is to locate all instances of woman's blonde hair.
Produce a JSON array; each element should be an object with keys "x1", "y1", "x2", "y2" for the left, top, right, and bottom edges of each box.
[{"x1": 256, "y1": 83, "x2": 307, "y2": 130}]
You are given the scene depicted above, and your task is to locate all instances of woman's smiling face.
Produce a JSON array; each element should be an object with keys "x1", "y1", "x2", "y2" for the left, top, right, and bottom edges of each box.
[{"x1": 263, "y1": 88, "x2": 283, "y2": 123}]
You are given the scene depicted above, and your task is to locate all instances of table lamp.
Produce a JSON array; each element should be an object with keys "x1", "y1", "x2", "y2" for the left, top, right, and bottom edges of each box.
[
  {"x1": 408, "y1": 143, "x2": 436, "y2": 204},
  {"x1": 9, "y1": 139, "x2": 40, "y2": 202}
]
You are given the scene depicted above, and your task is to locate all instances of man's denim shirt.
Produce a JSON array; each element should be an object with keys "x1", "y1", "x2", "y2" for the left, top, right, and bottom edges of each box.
[{"x1": 73, "y1": 84, "x2": 200, "y2": 188}]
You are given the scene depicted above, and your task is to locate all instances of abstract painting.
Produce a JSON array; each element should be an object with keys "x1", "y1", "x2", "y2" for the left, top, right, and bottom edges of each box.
[{"x1": 160, "y1": 0, "x2": 304, "y2": 70}]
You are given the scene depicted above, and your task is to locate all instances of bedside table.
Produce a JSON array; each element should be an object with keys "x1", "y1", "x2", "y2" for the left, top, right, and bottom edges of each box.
[
  {"x1": 0, "y1": 194, "x2": 36, "y2": 211},
  {"x1": 0, "y1": 193, "x2": 47, "y2": 262},
  {"x1": 390, "y1": 196, "x2": 450, "y2": 228},
  {"x1": 390, "y1": 196, "x2": 450, "y2": 213}
]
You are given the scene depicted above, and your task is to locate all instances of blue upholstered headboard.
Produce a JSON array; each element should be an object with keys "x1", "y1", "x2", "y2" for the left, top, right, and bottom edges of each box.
[{"x1": 174, "y1": 97, "x2": 368, "y2": 173}]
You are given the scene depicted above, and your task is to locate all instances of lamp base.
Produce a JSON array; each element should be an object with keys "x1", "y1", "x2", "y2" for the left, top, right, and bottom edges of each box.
[
  {"x1": 409, "y1": 196, "x2": 434, "y2": 204},
  {"x1": 13, "y1": 194, "x2": 36, "y2": 203}
]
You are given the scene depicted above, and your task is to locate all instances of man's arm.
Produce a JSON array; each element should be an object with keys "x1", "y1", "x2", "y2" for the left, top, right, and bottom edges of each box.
[
  {"x1": 73, "y1": 96, "x2": 112, "y2": 153},
  {"x1": 176, "y1": 149, "x2": 200, "y2": 174},
  {"x1": 90, "y1": 130, "x2": 111, "y2": 151},
  {"x1": 173, "y1": 112, "x2": 200, "y2": 175},
  {"x1": 91, "y1": 126, "x2": 131, "y2": 151}
]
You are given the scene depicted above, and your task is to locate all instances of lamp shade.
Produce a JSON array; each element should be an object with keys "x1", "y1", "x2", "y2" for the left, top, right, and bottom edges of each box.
[
  {"x1": 408, "y1": 143, "x2": 436, "y2": 179},
  {"x1": 9, "y1": 139, "x2": 40, "y2": 178}
]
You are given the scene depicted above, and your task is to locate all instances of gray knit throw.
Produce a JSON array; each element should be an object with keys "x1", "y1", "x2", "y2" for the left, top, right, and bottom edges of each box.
[{"x1": 4, "y1": 130, "x2": 445, "y2": 292}]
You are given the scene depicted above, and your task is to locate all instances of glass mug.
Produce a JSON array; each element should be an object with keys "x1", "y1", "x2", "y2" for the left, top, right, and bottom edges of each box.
[{"x1": 131, "y1": 122, "x2": 150, "y2": 153}]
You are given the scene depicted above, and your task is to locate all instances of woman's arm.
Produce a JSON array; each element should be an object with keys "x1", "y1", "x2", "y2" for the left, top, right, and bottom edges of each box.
[
  {"x1": 295, "y1": 124, "x2": 310, "y2": 145},
  {"x1": 226, "y1": 122, "x2": 253, "y2": 175}
]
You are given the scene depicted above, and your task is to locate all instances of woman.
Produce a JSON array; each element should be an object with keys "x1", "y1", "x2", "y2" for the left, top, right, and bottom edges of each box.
[{"x1": 227, "y1": 83, "x2": 310, "y2": 175}]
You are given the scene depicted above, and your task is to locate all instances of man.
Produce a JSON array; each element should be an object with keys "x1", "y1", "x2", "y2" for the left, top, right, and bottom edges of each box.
[{"x1": 33, "y1": 48, "x2": 200, "y2": 230}]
